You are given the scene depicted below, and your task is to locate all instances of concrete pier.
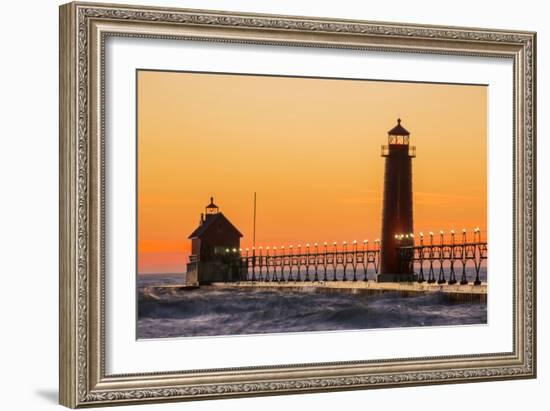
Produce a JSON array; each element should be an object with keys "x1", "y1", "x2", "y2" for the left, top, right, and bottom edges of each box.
[
  {"x1": 142, "y1": 281, "x2": 487, "y2": 303},
  {"x1": 210, "y1": 280, "x2": 487, "y2": 303}
]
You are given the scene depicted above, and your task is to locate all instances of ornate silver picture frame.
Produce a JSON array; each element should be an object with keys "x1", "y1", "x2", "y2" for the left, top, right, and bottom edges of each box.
[{"x1": 59, "y1": 1, "x2": 536, "y2": 408}]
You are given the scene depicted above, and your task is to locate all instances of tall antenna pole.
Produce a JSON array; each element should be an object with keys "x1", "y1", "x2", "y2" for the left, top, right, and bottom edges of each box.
[{"x1": 253, "y1": 192, "x2": 257, "y2": 250}]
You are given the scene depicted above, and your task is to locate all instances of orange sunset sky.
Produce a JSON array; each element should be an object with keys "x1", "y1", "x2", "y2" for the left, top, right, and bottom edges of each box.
[{"x1": 137, "y1": 70, "x2": 487, "y2": 274}]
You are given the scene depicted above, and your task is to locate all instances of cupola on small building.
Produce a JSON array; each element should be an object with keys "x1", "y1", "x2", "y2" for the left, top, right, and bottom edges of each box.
[{"x1": 185, "y1": 197, "x2": 243, "y2": 285}]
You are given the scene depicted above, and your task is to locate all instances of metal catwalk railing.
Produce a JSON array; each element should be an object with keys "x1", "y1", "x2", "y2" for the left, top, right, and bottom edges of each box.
[
  {"x1": 397, "y1": 249, "x2": 487, "y2": 285},
  {"x1": 239, "y1": 241, "x2": 380, "y2": 282},
  {"x1": 218, "y1": 230, "x2": 487, "y2": 285}
]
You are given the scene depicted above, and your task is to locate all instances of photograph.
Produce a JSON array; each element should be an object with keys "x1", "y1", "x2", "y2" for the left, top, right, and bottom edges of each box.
[
  {"x1": 136, "y1": 70, "x2": 489, "y2": 339},
  {"x1": 56, "y1": 2, "x2": 537, "y2": 407}
]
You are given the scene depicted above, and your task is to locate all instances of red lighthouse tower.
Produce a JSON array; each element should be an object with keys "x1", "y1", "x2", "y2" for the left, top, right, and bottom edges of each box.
[{"x1": 378, "y1": 119, "x2": 416, "y2": 282}]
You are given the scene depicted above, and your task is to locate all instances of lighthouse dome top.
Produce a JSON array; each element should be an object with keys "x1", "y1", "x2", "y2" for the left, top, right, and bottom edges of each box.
[
  {"x1": 388, "y1": 118, "x2": 410, "y2": 136},
  {"x1": 205, "y1": 196, "x2": 219, "y2": 215}
]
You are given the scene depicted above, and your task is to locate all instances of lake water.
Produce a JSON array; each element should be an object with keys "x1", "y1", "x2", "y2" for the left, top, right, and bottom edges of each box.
[{"x1": 137, "y1": 271, "x2": 487, "y2": 339}]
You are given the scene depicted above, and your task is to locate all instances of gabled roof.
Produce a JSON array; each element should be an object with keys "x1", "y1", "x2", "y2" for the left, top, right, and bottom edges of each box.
[
  {"x1": 188, "y1": 212, "x2": 243, "y2": 239},
  {"x1": 388, "y1": 118, "x2": 410, "y2": 136}
]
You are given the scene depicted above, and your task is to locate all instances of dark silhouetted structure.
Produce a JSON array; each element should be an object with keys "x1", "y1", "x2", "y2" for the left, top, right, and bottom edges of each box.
[
  {"x1": 185, "y1": 197, "x2": 243, "y2": 285},
  {"x1": 378, "y1": 119, "x2": 416, "y2": 282}
]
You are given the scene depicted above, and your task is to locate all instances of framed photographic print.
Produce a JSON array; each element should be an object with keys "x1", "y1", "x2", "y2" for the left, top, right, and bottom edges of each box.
[{"x1": 59, "y1": 1, "x2": 537, "y2": 408}]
